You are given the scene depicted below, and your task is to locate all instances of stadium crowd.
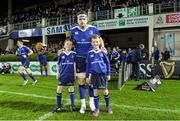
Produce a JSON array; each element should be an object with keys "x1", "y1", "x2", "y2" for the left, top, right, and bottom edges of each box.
[{"x1": 0, "y1": 0, "x2": 177, "y2": 26}]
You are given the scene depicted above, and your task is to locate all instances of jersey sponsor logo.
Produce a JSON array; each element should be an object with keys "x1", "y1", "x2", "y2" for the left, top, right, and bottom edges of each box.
[
  {"x1": 61, "y1": 62, "x2": 74, "y2": 65},
  {"x1": 91, "y1": 60, "x2": 104, "y2": 64},
  {"x1": 76, "y1": 41, "x2": 91, "y2": 44}
]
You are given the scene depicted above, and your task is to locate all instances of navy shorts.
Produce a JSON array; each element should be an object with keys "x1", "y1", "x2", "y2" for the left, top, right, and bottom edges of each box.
[
  {"x1": 58, "y1": 77, "x2": 75, "y2": 86},
  {"x1": 39, "y1": 60, "x2": 47, "y2": 66},
  {"x1": 22, "y1": 61, "x2": 30, "y2": 69},
  {"x1": 91, "y1": 74, "x2": 108, "y2": 89},
  {"x1": 76, "y1": 56, "x2": 86, "y2": 73}
]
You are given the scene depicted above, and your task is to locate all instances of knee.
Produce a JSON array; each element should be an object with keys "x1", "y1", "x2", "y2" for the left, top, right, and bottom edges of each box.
[
  {"x1": 57, "y1": 86, "x2": 62, "y2": 93},
  {"x1": 104, "y1": 89, "x2": 109, "y2": 95},
  {"x1": 68, "y1": 86, "x2": 74, "y2": 92},
  {"x1": 78, "y1": 78, "x2": 85, "y2": 85}
]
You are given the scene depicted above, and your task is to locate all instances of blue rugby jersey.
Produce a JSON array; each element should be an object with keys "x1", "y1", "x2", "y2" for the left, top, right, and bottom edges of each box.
[
  {"x1": 111, "y1": 50, "x2": 120, "y2": 59},
  {"x1": 17, "y1": 45, "x2": 31, "y2": 64},
  {"x1": 37, "y1": 49, "x2": 47, "y2": 63},
  {"x1": 86, "y1": 49, "x2": 111, "y2": 78},
  {"x1": 57, "y1": 51, "x2": 76, "y2": 80},
  {"x1": 70, "y1": 25, "x2": 100, "y2": 58}
]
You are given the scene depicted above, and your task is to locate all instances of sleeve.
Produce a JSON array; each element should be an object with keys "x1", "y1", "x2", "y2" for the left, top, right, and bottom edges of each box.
[
  {"x1": 95, "y1": 28, "x2": 100, "y2": 35},
  {"x1": 86, "y1": 53, "x2": 91, "y2": 78},
  {"x1": 103, "y1": 52, "x2": 111, "y2": 76}
]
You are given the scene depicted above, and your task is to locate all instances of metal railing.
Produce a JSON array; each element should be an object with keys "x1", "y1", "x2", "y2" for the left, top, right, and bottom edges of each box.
[{"x1": 10, "y1": 2, "x2": 180, "y2": 30}]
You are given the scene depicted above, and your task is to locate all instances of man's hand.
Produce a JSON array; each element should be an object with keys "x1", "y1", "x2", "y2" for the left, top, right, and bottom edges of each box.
[
  {"x1": 101, "y1": 47, "x2": 107, "y2": 54},
  {"x1": 107, "y1": 75, "x2": 111, "y2": 81}
]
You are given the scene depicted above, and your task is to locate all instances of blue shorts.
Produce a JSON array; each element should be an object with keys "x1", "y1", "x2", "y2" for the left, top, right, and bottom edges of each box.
[
  {"x1": 39, "y1": 60, "x2": 47, "y2": 66},
  {"x1": 22, "y1": 61, "x2": 30, "y2": 69},
  {"x1": 91, "y1": 73, "x2": 108, "y2": 89},
  {"x1": 76, "y1": 56, "x2": 86, "y2": 73},
  {"x1": 58, "y1": 77, "x2": 75, "y2": 86}
]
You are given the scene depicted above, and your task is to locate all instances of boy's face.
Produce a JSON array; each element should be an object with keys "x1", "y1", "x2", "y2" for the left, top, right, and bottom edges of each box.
[
  {"x1": 64, "y1": 41, "x2": 73, "y2": 51},
  {"x1": 17, "y1": 41, "x2": 22, "y2": 47},
  {"x1": 91, "y1": 38, "x2": 100, "y2": 49}
]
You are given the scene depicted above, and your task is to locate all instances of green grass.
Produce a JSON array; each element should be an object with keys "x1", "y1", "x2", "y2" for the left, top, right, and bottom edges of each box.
[{"x1": 0, "y1": 74, "x2": 180, "y2": 120}]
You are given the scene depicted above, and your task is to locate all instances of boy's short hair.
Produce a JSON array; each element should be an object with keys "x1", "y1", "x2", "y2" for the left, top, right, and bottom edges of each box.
[{"x1": 64, "y1": 38, "x2": 74, "y2": 45}]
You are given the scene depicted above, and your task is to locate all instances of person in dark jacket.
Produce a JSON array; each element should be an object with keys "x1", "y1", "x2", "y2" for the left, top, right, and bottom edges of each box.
[
  {"x1": 128, "y1": 44, "x2": 143, "y2": 80},
  {"x1": 161, "y1": 47, "x2": 170, "y2": 61}
]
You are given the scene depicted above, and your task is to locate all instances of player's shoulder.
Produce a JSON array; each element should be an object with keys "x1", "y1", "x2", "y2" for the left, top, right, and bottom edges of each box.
[
  {"x1": 88, "y1": 49, "x2": 102, "y2": 54},
  {"x1": 70, "y1": 51, "x2": 76, "y2": 55},
  {"x1": 71, "y1": 26, "x2": 79, "y2": 31},
  {"x1": 87, "y1": 25, "x2": 97, "y2": 29}
]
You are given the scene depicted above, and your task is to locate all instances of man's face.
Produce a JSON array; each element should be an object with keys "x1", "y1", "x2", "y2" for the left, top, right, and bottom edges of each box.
[{"x1": 77, "y1": 15, "x2": 88, "y2": 27}]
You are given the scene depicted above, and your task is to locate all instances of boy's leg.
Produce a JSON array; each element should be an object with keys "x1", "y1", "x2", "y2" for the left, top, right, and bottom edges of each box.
[
  {"x1": 44, "y1": 65, "x2": 48, "y2": 76},
  {"x1": 69, "y1": 86, "x2": 75, "y2": 111},
  {"x1": 88, "y1": 84, "x2": 95, "y2": 111},
  {"x1": 56, "y1": 86, "x2": 63, "y2": 111},
  {"x1": 93, "y1": 89, "x2": 100, "y2": 117},
  {"x1": 18, "y1": 66, "x2": 28, "y2": 85},
  {"x1": 103, "y1": 89, "x2": 113, "y2": 114}
]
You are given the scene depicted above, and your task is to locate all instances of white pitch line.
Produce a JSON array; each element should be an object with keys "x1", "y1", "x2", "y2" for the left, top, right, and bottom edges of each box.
[
  {"x1": 35, "y1": 103, "x2": 69, "y2": 121},
  {"x1": 0, "y1": 90, "x2": 180, "y2": 114},
  {"x1": 35, "y1": 112, "x2": 53, "y2": 121}
]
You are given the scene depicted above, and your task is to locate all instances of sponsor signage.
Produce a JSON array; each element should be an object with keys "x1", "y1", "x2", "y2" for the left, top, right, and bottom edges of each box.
[
  {"x1": 166, "y1": 13, "x2": 180, "y2": 23},
  {"x1": 17, "y1": 28, "x2": 42, "y2": 38},
  {"x1": 44, "y1": 24, "x2": 73, "y2": 35},
  {"x1": 114, "y1": 6, "x2": 140, "y2": 18},
  {"x1": 91, "y1": 16, "x2": 149, "y2": 30},
  {"x1": 140, "y1": 60, "x2": 180, "y2": 79},
  {"x1": 154, "y1": 12, "x2": 180, "y2": 28},
  {"x1": 2, "y1": 62, "x2": 57, "y2": 75}
]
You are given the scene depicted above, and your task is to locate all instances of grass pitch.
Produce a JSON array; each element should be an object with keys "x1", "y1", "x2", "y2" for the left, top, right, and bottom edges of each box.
[{"x1": 0, "y1": 74, "x2": 180, "y2": 120}]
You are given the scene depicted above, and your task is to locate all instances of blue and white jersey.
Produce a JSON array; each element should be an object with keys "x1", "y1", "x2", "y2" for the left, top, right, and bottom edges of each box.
[
  {"x1": 111, "y1": 51, "x2": 120, "y2": 59},
  {"x1": 37, "y1": 49, "x2": 47, "y2": 64},
  {"x1": 17, "y1": 45, "x2": 31, "y2": 64},
  {"x1": 57, "y1": 51, "x2": 76, "y2": 80},
  {"x1": 86, "y1": 49, "x2": 111, "y2": 77},
  {"x1": 70, "y1": 25, "x2": 100, "y2": 58}
]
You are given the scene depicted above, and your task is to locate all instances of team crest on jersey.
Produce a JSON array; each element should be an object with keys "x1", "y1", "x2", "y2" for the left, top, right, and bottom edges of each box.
[
  {"x1": 61, "y1": 56, "x2": 65, "y2": 59},
  {"x1": 75, "y1": 31, "x2": 79, "y2": 35},
  {"x1": 100, "y1": 53, "x2": 103, "y2": 57},
  {"x1": 89, "y1": 30, "x2": 93, "y2": 35},
  {"x1": 71, "y1": 55, "x2": 74, "y2": 58},
  {"x1": 90, "y1": 54, "x2": 94, "y2": 58}
]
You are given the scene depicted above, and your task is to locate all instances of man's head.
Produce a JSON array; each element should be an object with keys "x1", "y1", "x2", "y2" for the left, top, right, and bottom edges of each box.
[
  {"x1": 77, "y1": 11, "x2": 88, "y2": 28},
  {"x1": 17, "y1": 40, "x2": 23, "y2": 47}
]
